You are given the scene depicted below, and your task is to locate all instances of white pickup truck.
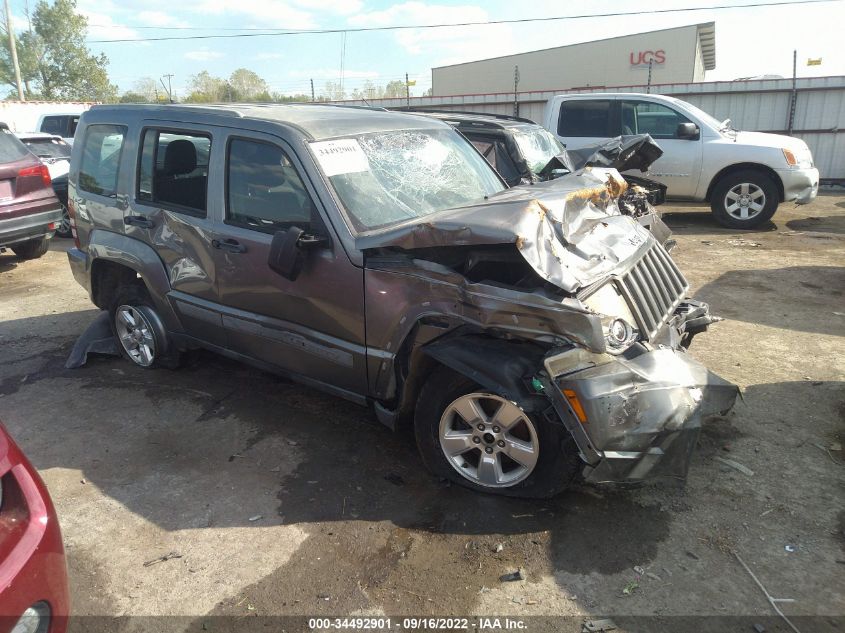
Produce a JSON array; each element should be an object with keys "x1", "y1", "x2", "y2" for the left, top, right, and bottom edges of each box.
[{"x1": 542, "y1": 93, "x2": 819, "y2": 228}]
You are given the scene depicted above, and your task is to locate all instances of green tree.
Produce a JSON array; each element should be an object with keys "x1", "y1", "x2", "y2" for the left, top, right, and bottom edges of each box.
[
  {"x1": 0, "y1": 0, "x2": 117, "y2": 101},
  {"x1": 119, "y1": 91, "x2": 149, "y2": 103},
  {"x1": 184, "y1": 70, "x2": 227, "y2": 102},
  {"x1": 228, "y1": 68, "x2": 268, "y2": 101},
  {"x1": 383, "y1": 80, "x2": 407, "y2": 98}
]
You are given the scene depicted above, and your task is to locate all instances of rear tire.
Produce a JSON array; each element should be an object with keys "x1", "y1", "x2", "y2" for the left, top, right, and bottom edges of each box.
[
  {"x1": 109, "y1": 284, "x2": 181, "y2": 369},
  {"x1": 55, "y1": 205, "x2": 72, "y2": 238},
  {"x1": 710, "y1": 170, "x2": 779, "y2": 229},
  {"x1": 414, "y1": 367, "x2": 581, "y2": 498},
  {"x1": 11, "y1": 237, "x2": 49, "y2": 260}
]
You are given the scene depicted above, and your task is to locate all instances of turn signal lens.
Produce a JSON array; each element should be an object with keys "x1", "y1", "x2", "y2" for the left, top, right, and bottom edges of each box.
[
  {"x1": 782, "y1": 148, "x2": 797, "y2": 166},
  {"x1": 562, "y1": 389, "x2": 588, "y2": 424}
]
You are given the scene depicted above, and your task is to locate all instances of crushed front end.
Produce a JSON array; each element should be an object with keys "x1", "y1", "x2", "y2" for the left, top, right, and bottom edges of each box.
[{"x1": 538, "y1": 241, "x2": 739, "y2": 484}]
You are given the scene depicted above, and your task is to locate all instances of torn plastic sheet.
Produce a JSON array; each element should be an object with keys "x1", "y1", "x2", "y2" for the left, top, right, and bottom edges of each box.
[
  {"x1": 65, "y1": 311, "x2": 119, "y2": 368},
  {"x1": 356, "y1": 167, "x2": 656, "y2": 295}
]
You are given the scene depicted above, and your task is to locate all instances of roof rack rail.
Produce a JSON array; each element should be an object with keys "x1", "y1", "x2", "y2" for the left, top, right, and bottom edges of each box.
[
  {"x1": 392, "y1": 107, "x2": 535, "y2": 125},
  {"x1": 291, "y1": 102, "x2": 388, "y2": 112}
]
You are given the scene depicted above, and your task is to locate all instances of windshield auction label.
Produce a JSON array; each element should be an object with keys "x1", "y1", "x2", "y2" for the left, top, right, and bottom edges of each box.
[{"x1": 311, "y1": 139, "x2": 369, "y2": 177}]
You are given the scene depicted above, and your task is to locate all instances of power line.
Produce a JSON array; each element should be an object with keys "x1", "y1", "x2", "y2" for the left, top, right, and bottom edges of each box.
[{"x1": 88, "y1": 0, "x2": 839, "y2": 43}]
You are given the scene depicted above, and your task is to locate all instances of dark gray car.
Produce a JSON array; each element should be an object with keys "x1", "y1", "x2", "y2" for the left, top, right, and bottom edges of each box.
[{"x1": 66, "y1": 104, "x2": 736, "y2": 497}]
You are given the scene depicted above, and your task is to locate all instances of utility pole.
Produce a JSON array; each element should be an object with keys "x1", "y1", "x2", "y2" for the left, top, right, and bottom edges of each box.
[
  {"x1": 161, "y1": 74, "x2": 174, "y2": 103},
  {"x1": 513, "y1": 66, "x2": 520, "y2": 117},
  {"x1": 311, "y1": 78, "x2": 315, "y2": 102},
  {"x1": 787, "y1": 49, "x2": 798, "y2": 135},
  {"x1": 4, "y1": 0, "x2": 25, "y2": 101},
  {"x1": 405, "y1": 72, "x2": 410, "y2": 108},
  {"x1": 646, "y1": 59, "x2": 653, "y2": 93}
]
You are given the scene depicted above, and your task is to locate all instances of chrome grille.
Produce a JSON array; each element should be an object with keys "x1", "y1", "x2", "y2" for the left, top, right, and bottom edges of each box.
[{"x1": 617, "y1": 244, "x2": 689, "y2": 339}]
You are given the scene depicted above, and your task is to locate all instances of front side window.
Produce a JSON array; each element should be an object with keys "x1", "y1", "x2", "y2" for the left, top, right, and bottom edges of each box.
[
  {"x1": 226, "y1": 138, "x2": 316, "y2": 233},
  {"x1": 621, "y1": 101, "x2": 692, "y2": 139},
  {"x1": 558, "y1": 100, "x2": 612, "y2": 137},
  {"x1": 311, "y1": 128, "x2": 504, "y2": 232},
  {"x1": 79, "y1": 124, "x2": 126, "y2": 196},
  {"x1": 138, "y1": 129, "x2": 210, "y2": 215}
]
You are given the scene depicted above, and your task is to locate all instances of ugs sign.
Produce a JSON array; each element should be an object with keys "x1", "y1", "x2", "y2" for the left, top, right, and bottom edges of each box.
[{"x1": 630, "y1": 50, "x2": 666, "y2": 66}]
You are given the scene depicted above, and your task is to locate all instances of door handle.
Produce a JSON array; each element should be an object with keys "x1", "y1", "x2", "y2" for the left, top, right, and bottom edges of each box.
[
  {"x1": 124, "y1": 215, "x2": 154, "y2": 229},
  {"x1": 212, "y1": 238, "x2": 246, "y2": 254}
]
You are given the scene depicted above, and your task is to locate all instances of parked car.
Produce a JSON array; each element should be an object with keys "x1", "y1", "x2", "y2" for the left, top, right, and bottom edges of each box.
[
  {"x1": 0, "y1": 129, "x2": 62, "y2": 260},
  {"x1": 543, "y1": 93, "x2": 819, "y2": 228},
  {"x1": 0, "y1": 422, "x2": 70, "y2": 633},
  {"x1": 17, "y1": 133, "x2": 72, "y2": 238},
  {"x1": 36, "y1": 114, "x2": 80, "y2": 146},
  {"x1": 67, "y1": 104, "x2": 736, "y2": 497}
]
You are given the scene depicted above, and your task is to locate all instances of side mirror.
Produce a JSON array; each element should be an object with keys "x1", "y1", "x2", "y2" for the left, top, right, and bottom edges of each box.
[
  {"x1": 677, "y1": 122, "x2": 700, "y2": 140},
  {"x1": 268, "y1": 226, "x2": 329, "y2": 281}
]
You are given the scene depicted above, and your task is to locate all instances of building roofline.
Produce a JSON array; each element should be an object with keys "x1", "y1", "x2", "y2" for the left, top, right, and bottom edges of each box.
[
  {"x1": 697, "y1": 22, "x2": 716, "y2": 70},
  {"x1": 432, "y1": 22, "x2": 715, "y2": 71}
]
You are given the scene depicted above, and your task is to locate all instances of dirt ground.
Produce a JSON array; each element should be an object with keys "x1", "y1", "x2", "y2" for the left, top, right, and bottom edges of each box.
[{"x1": 0, "y1": 193, "x2": 843, "y2": 633}]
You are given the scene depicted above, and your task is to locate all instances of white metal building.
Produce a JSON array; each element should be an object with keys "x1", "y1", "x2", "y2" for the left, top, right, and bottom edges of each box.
[{"x1": 431, "y1": 23, "x2": 716, "y2": 96}]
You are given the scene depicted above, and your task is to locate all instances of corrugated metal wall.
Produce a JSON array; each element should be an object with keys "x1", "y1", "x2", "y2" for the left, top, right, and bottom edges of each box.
[{"x1": 332, "y1": 76, "x2": 845, "y2": 180}]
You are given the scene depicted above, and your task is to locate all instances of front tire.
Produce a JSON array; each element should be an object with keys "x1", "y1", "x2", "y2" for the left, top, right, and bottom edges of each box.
[
  {"x1": 109, "y1": 285, "x2": 181, "y2": 369},
  {"x1": 11, "y1": 237, "x2": 49, "y2": 260},
  {"x1": 414, "y1": 367, "x2": 581, "y2": 498},
  {"x1": 710, "y1": 170, "x2": 779, "y2": 229}
]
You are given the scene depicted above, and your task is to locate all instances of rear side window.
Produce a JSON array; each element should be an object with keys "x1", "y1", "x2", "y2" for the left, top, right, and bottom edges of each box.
[
  {"x1": 0, "y1": 129, "x2": 30, "y2": 162},
  {"x1": 226, "y1": 138, "x2": 316, "y2": 233},
  {"x1": 79, "y1": 124, "x2": 126, "y2": 196},
  {"x1": 557, "y1": 100, "x2": 613, "y2": 137},
  {"x1": 138, "y1": 129, "x2": 210, "y2": 216}
]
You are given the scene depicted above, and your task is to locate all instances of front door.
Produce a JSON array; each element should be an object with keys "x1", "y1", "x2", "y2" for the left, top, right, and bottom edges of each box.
[
  {"x1": 619, "y1": 99, "x2": 703, "y2": 198},
  {"x1": 210, "y1": 132, "x2": 367, "y2": 398}
]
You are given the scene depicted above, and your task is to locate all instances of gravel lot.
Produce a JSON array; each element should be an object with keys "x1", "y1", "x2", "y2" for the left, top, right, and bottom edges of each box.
[{"x1": 1, "y1": 193, "x2": 843, "y2": 632}]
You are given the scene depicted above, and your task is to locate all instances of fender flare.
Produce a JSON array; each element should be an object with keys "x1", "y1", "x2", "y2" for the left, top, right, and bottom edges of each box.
[
  {"x1": 87, "y1": 229, "x2": 181, "y2": 331},
  {"x1": 421, "y1": 334, "x2": 550, "y2": 414}
]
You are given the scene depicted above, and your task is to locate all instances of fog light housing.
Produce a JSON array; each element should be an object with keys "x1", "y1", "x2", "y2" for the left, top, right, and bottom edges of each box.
[
  {"x1": 603, "y1": 317, "x2": 637, "y2": 354},
  {"x1": 11, "y1": 602, "x2": 50, "y2": 633}
]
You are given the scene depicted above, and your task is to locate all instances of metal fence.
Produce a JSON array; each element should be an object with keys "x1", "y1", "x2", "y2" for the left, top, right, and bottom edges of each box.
[{"x1": 331, "y1": 76, "x2": 845, "y2": 181}]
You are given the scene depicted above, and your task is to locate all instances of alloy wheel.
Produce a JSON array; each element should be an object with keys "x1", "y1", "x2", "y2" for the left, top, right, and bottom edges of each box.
[
  {"x1": 724, "y1": 182, "x2": 765, "y2": 221},
  {"x1": 438, "y1": 393, "x2": 539, "y2": 488},
  {"x1": 114, "y1": 305, "x2": 156, "y2": 367}
]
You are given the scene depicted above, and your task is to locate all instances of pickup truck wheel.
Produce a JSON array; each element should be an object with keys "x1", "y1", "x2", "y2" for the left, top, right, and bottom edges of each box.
[
  {"x1": 109, "y1": 285, "x2": 181, "y2": 369},
  {"x1": 710, "y1": 170, "x2": 778, "y2": 229},
  {"x1": 414, "y1": 368, "x2": 580, "y2": 498},
  {"x1": 11, "y1": 237, "x2": 49, "y2": 260}
]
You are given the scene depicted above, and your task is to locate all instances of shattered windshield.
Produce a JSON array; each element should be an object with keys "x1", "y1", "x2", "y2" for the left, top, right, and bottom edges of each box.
[
  {"x1": 512, "y1": 127, "x2": 566, "y2": 174},
  {"x1": 311, "y1": 128, "x2": 504, "y2": 232}
]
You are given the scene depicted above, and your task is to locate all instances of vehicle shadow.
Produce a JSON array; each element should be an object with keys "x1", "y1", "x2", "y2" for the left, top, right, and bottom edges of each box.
[
  {"x1": 661, "y1": 209, "x2": 777, "y2": 235},
  {"x1": 785, "y1": 215, "x2": 845, "y2": 235},
  {"x1": 694, "y1": 265, "x2": 845, "y2": 335}
]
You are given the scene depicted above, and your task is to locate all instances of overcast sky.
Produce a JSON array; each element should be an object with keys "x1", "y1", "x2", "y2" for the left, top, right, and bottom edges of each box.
[{"x1": 14, "y1": 0, "x2": 844, "y2": 97}]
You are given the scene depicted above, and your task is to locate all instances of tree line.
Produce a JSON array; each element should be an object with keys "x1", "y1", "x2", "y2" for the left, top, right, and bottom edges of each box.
[{"x1": 0, "y1": 0, "x2": 429, "y2": 104}]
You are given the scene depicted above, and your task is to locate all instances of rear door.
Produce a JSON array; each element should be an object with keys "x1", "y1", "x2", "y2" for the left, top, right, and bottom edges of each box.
[
  {"x1": 619, "y1": 99, "x2": 703, "y2": 198},
  {"x1": 122, "y1": 121, "x2": 226, "y2": 346},
  {"x1": 554, "y1": 98, "x2": 616, "y2": 150},
  {"x1": 210, "y1": 130, "x2": 367, "y2": 397}
]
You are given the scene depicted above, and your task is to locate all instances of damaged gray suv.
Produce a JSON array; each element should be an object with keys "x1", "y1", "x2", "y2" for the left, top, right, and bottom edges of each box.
[{"x1": 66, "y1": 104, "x2": 737, "y2": 497}]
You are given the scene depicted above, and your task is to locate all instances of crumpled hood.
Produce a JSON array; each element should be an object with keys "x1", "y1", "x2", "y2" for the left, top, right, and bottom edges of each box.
[{"x1": 357, "y1": 168, "x2": 654, "y2": 294}]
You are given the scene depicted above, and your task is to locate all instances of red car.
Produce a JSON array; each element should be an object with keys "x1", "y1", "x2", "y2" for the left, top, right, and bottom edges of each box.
[{"x1": 0, "y1": 423, "x2": 69, "y2": 633}]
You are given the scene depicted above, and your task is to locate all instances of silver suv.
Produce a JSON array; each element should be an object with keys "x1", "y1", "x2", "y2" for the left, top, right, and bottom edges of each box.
[{"x1": 66, "y1": 104, "x2": 737, "y2": 497}]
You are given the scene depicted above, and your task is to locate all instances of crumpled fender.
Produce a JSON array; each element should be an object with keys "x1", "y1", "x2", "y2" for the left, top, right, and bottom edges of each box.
[{"x1": 422, "y1": 335, "x2": 548, "y2": 413}]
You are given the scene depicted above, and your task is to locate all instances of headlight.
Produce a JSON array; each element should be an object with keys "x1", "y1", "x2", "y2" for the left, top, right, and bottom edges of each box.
[
  {"x1": 11, "y1": 602, "x2": 50, "y2": 633},
  {"x1": 602, "y1": 317, "x2": 638, "y2": 354},
  {"x1": 783, "y1": 148, "x2": 813, "y2": 169}
]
